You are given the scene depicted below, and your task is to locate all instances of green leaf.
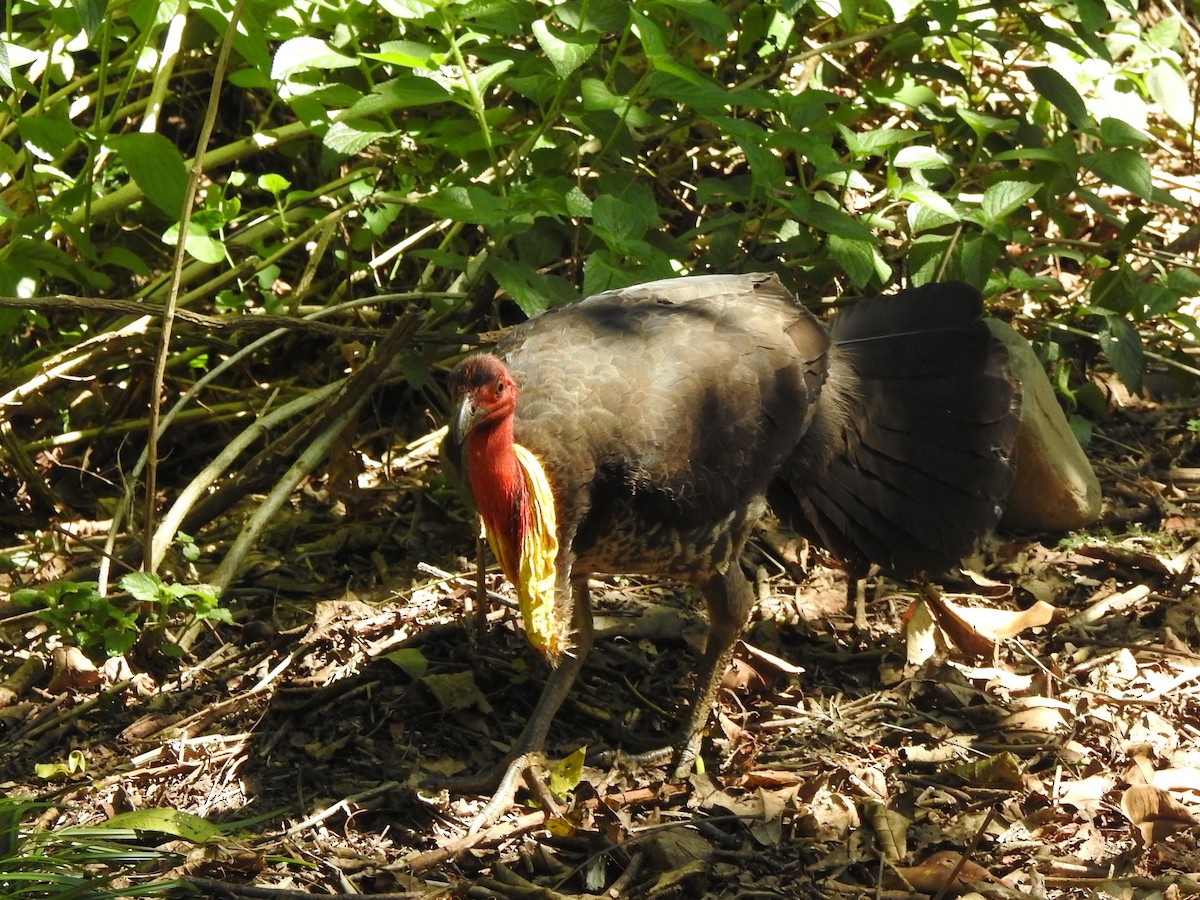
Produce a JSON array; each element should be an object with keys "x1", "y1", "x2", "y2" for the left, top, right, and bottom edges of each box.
[
  {"x1": 173, "y1": 225, "x2": 227, "y2": 264},
  {"x1": 323, "y1": 120, "x2": 399, "y2": 156},
  {"x1": 532, "y1": 20, "x2": 597, "y2": 79},
  {"x1": 955, "y1": 232, "x2": 1003, "y2": 289},
  {"x1": 892, "y1": 145, "x2": 950, "y2": 170},
  {"x1": 106, "y1": 809, "x2": 224, "y2": 844},
  {"x1": 383, "y1": 647, "x2": 429, "y2": 679},
  {"x1": 630, "y1": 8, "x2": 668, "y2": 59},
  {"x1": 902, "y1": 184, "x2": 959, "y2": 225},
  {"x1": 346, "y1": 76, "x2": 453, "y2": 117},
  {"x1": 656, "y1": 0, "x2": 733, "y2": 44},
  {"x1": 18, "y1": 115, "x2": 79, "y2": 162},
  {"x1": 714, "y1": 116, "x2": 784, "y2": 186},
  {"x1": 0, "y1": 36, "x2": 12, "y2": 90},
  {"x1": 780, "y1": 194, "x2": 877, "y2": 242},
  {"x1": 420, "y1": 185, "x2": 504, "y2": 227},
  {"x1": 1146, "y1": 59, "x2": 1193, "y2": 128},
  {"x1": 108, "y1": 132, "x2": 189, "y2": 219},
  {"x1": 828, "y1": 234, "x2": 884, "y2": 289},
  {"x1": 1100, "y1": 313, "x2": 1144, "y2": 394},
  {"x1": 120, "y1": 571, "x2": 164, "y2": 603},
  {"x1": 361, "y1": 40, "x2": 443, "y2": 68},
  {"x1": 70, "y1": 0, "x2": 104, "y2": 43},
  {"x1": 980, "y1": 179, "x2": 1040, "y2": 224},
  {"x1": 956, "y1": 108, "x2": 1019, "y2": 141},
  {"x1": 1099, "y1": 117, "x2": 1150, "y2": 148},
  {"x1": 592, "y1": 193, "x2": 657, "y2": 245},
  {"x1": 489, "y1": 258, "x2": 577, "y2": 317},
  {"x1": 1088, "y1": 148, "x2": 1153, "y2": 200},
  {"x1": 257, "y1": 173, "x2": 290, "y2": 195},
  {"x1": 648, "y1": 70, "x2": 731, "y2": 114},
  {"x1": 906, "y1": 234, "x2": 953, "y2": 286},
  {"x1": 1026, "y1": 66, "x2": 1090, "y2": 128},
  {"x1": 839, "y1": 125, "x2": 919, "y2": 157},
  {"x1": 547, "y1": 745, "x2": 587, "y2": 800},
  {"x1": 271, "y1": 37, "x2": 358, "y2": 82},
  {"x1": 564, "y1": 186, "x2": 592, "y2": 218}
]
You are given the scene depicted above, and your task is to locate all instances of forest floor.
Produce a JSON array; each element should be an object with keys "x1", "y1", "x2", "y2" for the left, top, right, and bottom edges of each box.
[{"x1": 2, "y1": 386, "x2": 1199, "y2": 900}]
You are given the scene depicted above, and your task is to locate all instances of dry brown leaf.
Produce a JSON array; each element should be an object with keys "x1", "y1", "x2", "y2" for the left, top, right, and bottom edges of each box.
[
  {"x1": 997, "y1": 697, "x2": 1071, "y2": 739},
  {"x1": 886, "y1": 850, "x2": 991, "y2": 895},
  {"x1": 903, "y1": 596, "x2": 942, "y2": 665},
  {"x1": 950, "y1": 663, "x2": 1035, "y2": 692},
  {"x1": 1152, "y1": 767, "x2": 1200, "y2": 794},
  {"x1": 926, "y1": 594, "x2": 1062, "y2": 657},
  {"x1": 48, "y1": 646, "x2": 99, "y2": 693},
  {"x1": 1058, "y1": 774, "x2": 1115, "y2": 818},
  {"x1": 861, "y1": 798, "x2": 910, "y2": 862},
  {"x1": 921, "y1": 594, "x2": 995, "y2": 657},
  {"x1": 1120, "y1": 783, "x2": 1199, "y2": 846}
]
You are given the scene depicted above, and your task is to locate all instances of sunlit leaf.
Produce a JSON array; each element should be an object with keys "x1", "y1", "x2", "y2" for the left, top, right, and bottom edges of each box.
[
  {"x1": 119, "y1": 571, "x2": 163, "y2": 603},
  {"x1": 980, "y1": 179, "x2": 1040, "y2": 224},
  {"x1": 1146, "y1": 59, "x2": 1193, "y2": 128},
  {"x1": 106, "y1": 809, "x2": 224, "y2": 844},
  {"x1": 361, "y1": 40, "x2": 442, "y2": 68},
  {"x1": 271, "y1": 37, "x2": 358, "y2": 81},
  {"x1": 532, "y1": 20, "x2": 597, "y2": 79},
  {"x1": 893, "y1": 145, "x2": 950, "y2": 169}
]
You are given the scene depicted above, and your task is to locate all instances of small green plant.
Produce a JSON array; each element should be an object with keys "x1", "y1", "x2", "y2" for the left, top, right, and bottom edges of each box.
[
  {"x1": 0, "y1": 796, "x2": 193, "y2": 897},
  {"x1": 13, "y1": 574, "x2": 230, "y2": 660}
]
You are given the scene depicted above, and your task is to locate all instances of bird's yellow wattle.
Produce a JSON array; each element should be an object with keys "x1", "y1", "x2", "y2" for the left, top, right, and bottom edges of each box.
[{"x1": 483, "y1": 443, "x2": 563, "y2": 661}]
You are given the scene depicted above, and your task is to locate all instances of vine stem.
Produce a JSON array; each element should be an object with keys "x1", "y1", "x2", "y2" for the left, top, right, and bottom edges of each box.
[{"x1": 142, "y1": 0, "x2": 247, "y2": 575}]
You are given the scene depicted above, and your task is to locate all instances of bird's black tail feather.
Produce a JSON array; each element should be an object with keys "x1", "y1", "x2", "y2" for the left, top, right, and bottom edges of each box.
[{"x1": 769, "y1": 282, "x2": 1020, "y2": 576}]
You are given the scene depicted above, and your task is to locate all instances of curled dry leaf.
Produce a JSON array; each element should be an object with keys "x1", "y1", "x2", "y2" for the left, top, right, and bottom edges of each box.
[
  {"x1": 47, "y1": 646, "x2": 100, "y2": 693},
  {"x1": 1120, "y1": 783, "x2": 1199, "y2": 846},
  {"x1": 921, "y1": 593, "x2": 1062, "y2": 658},
  {"x1": 997, "y1": 697, "x2": 1072, "y2": 740},
  {"x1": 885, "y1": 850, "x2": 992, "y2": 895},
  {"x1": 1058, "y1": 774, "x2": 1116, "y2": 819}
]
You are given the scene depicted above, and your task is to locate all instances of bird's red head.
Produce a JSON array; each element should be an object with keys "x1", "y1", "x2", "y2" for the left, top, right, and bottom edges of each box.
[{"x1": 448, "y1": 354, "x2": 519, "y2": 445}]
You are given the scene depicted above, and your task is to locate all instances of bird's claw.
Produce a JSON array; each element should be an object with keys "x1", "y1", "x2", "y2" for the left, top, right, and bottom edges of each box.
[
  {"x1": 436, "y1": 752, "x2": 560, "y2": 835},
  {"x1": 588, "y1": 743, "x2": 702, "y2": 781},
  {"x1": 465, "y1": 752, "x2": 536, "y2": 834}
]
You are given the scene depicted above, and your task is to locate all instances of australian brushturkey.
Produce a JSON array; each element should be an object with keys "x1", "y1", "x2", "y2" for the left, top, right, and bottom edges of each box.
[{"x1": 445, "y1": 272, "x2": 1019, "y2": 805}]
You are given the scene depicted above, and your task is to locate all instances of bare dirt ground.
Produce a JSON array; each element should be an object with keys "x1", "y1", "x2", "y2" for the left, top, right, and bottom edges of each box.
[{"x1": 2, "y1": 390, "x2": 1198, "y2": 899}]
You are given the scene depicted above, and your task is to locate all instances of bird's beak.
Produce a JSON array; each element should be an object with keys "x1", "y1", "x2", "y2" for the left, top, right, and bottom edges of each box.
[{"x1": 451, "y1": 395, "x2": 481, "y2": 445}]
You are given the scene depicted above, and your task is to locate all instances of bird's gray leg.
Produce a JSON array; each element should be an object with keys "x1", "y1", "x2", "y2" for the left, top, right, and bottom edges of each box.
[
  {"x1": 467, "y1": 576, "x2": 594, "y2": 832},
  {"x1": 671, "y1": 564, "x2": 755, "y2": 779}
]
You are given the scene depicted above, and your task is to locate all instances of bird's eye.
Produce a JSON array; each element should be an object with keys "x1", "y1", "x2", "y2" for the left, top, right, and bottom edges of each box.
[{"x1": 495, "y1": 378, "x2": 505, "y2": 394}]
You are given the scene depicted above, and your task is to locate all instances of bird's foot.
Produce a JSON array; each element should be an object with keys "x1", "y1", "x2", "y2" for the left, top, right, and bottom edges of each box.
[
  {"x1": 426, "y1": 753, "x2": 561, "y2": 834},
  {"x1": 589, "y1": 742, "x2": 703, "y2": 781}
]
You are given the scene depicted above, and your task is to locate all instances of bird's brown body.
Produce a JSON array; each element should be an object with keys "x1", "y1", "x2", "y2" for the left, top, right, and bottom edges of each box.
[{"x1": 447, "y1": 272, "x2": 1019, "y2": 797}]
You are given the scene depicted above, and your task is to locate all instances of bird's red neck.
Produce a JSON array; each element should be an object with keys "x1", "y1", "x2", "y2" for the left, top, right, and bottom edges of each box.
[{"x1": 464, "y1": 413, "x2": 529, "y2": 582}]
